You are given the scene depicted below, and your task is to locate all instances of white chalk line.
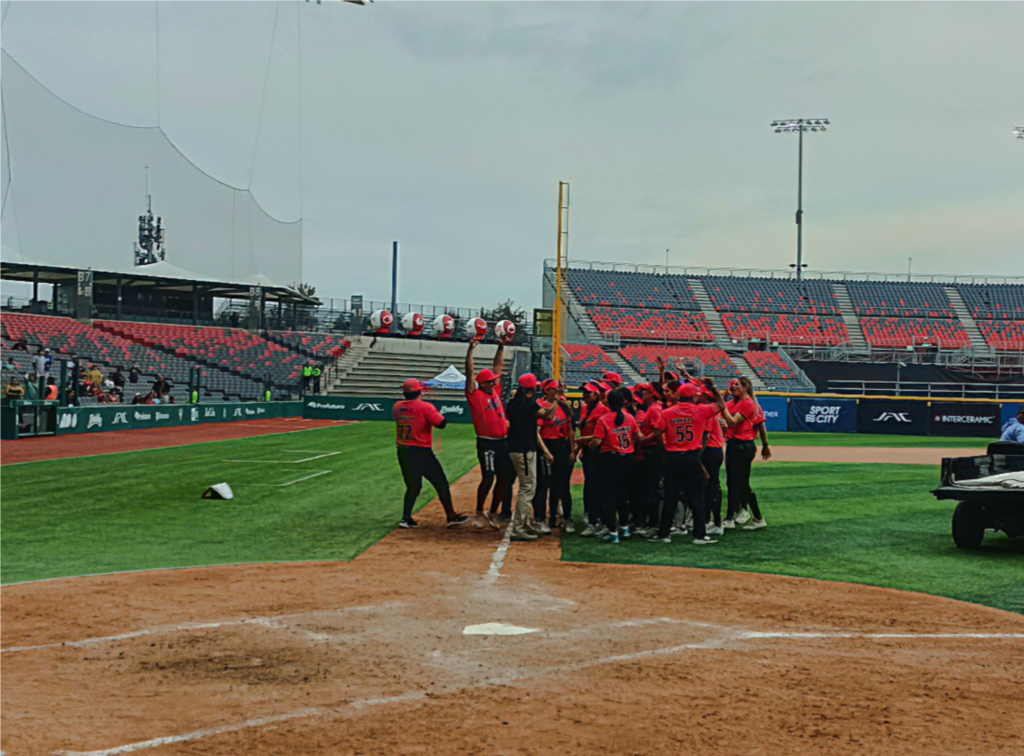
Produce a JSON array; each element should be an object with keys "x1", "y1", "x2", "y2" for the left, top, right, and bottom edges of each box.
[
  {"x1": 42, "y1": 622, "x2": 1024, "y2": 756},
  {"x1": 249, "y1": 469, "x2": 333, "y2": 488},
  {"x1": 483, "y1": 523, "x2": 513, "y2": 583},
  {"x1": 222, "y1": 451, "x2": 341, "y2": 465},
  {"x1": 1, "y1": 603, "x2": 404, "y2": 655}
]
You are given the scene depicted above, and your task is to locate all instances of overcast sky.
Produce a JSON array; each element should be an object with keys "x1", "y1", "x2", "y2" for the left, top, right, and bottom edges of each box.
[{"x1": 2, "y1": 1, "x2": 1022, "y2": 311}]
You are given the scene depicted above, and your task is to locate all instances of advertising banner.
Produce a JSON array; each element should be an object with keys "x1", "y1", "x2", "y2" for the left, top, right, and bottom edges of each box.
[
  {"x1": 304, "y1": 396, "x2": 473, "y2": 424},
  {"x1": 55, "y1": 401, "x2": 300, "y2": 435},
  {"x1": 857, "y1": 399, "x2": 929, "y2": 435},
  {"x1": 757, "y1": 396, "x2": 788, "y2": 433},
  {"x1": 928, "y1": 402, "x2": 1000, "y2": 438},
  {"x1": 788, "y1": 397, "x2": 857, "y2": 433},
  {"x1": 1002, "y1": 403, "x2": 1022, "y2": 430}
]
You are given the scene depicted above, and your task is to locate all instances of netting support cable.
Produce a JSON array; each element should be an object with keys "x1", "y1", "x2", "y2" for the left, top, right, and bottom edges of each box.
[
  {"x1": 248, "y1": 0, "x2": 280, "y2": 190},
  {"x1": 154, "y1": 0, "x2": 161, "y2": 127},
  {"x1": 296, "y1": 0, "x2": 305, "y2": 284}
]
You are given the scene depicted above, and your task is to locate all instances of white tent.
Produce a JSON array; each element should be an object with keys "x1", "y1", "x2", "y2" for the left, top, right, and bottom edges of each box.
[{"x1": 425, "y1": 365, "x2": 466, "y2": 390}]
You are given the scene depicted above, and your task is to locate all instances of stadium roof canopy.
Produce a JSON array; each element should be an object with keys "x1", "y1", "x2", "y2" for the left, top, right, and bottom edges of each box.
[{"x1": 0, "y1": 260, "x2": 319, "y2": 305}]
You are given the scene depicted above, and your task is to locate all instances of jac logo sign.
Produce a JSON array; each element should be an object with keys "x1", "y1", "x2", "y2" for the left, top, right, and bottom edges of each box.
[
  {"x1": 113, "y1": 412, "x2": 129, "y2": 425},
  {"x1": 354, "y1": 403, "x2": 384, "y2": 412},
  {"x1": 874, "y1": 412, "x2": 912, "y2": 423}
]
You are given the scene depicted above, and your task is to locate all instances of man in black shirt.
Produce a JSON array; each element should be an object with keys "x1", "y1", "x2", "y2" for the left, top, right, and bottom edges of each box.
[
  {"x1": 506, "y1": 373, "x2": 556, "y2": 542},
  {"x1": 111, "y1": 367, "x2": 126, "y2": 391},
  {"x1": 128, "y1": 363, "x2": 141, "y2": 384}
]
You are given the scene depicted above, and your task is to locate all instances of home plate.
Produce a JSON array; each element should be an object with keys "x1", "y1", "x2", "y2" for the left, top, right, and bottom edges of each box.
[{"x1": 463, "y1": 622, "x2": 540, "y2": 636}]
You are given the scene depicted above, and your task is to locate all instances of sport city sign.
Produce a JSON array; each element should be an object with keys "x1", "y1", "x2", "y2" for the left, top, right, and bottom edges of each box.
[
  {"x1": 303, "y1": 396, "x2": 473, "y2": 424},
  {"x1": 788, "y1": 398, "x2": 857, "y2": 433}
]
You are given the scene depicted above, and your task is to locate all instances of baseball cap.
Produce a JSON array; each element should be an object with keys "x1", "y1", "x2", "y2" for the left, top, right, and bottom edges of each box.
[
  {"x1": 602, "y1": 371, "x2": 624, "y2": 385},
  {"x1": 541, "y1": 378, "x2": 563, "y2": 391},
  {"x1": 518, "y1": 373, "x2": 540, "y2": 389},
  {"x1": 403, "y1": 378, "x2": 424, "y2": 393},
  {"x1": 677, "y1": 383, "x2": 700, "y2": 399},
  {"x1": 582, "y1": 381, "x2": 603, "y2": 395},
  {"x1": 477, "y1": 368, "x2": 499, "y2": 383},
  {"x1": 664, "y1": 370, "x2": 679, "y2": 382},
  {"x1": 598, "y1": 382, "x2": 612, "y2": 393}
]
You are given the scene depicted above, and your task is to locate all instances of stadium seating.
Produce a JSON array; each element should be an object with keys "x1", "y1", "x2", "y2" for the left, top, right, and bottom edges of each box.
[
  {"x1": 271, "y1": 330, "x2": 350, "y2": 358},
  {"x1": 1, "y1": 313, "x2": 259, "y2": 400},
  {"x1": 977, "y1": 320, "x2": 1024, "y2": 351},
  {"x1": 956, "y1": 284, "x2": 1024, "y2": 320},
  {"x1": 699, "y1": 276, "x2": 840, "y2": 315},
  {"x1": 743, "y1": 351, "x2": 807, "y2": 391},
  {"x1": 720, "y1": 312, "x2": 849, "y2": 346},
  {"x1": 568, "y1": 269, "x2": 700, "y2": 310},
  {"x1": 562, "y1": 344, "x2": 619, "y2": 385},
  {"x1": 587, "y1": 307, "x2": 714, "y2": 342},
  {"x1": 859, "y1": 317, "x2": 971, "y2": 349},
  {"x1": 97, "y1": 321, "x2": 305, "y2": 387},
  {"x1": 845, "y1": 281, "x2": 954, "y2": 318},
  {"x1": 620, "y1": 345, "x2": 737, "y2": 380}
]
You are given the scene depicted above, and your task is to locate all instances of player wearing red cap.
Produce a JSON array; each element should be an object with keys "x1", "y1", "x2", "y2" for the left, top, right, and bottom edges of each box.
[
  {"x1": 602, "y1": 371, "x2": 624, "y2": 388},
  {"x1": 533, "y1": 379, "x2": 576, "y2": 533},
  {"x1": 577, "y1": 381, "x2": 611, "y2": 536},
  {"x1": 723, "y1": 377, "x2": 771, "y2": 530},
  {"x1": 633, "y1": 382, "x2": 666, "y2": 535},
  {"x1": 648, "y1": 379, "x2": 731, "y2": 545},
  {"x1": 465, "y1": 338, "x2": 514, "y2": 529},
  {"x1": 587, "y1": 387, "x2": 643, "y2": 543},
  {"x1": 506, "y1": 373, "x2": 557, "y2": 541},
  {"x1": 394, "y1": 379, "x2": 470, "y2": 529}
]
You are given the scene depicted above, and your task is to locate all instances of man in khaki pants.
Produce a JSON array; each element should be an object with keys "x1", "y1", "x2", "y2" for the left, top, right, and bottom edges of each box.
[{"x1": 505, "y1": 373, "x2": 556, "y2": 542}]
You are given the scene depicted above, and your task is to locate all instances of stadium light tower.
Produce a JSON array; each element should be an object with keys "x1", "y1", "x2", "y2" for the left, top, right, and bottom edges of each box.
[
  {"x1": 1014, "y1": 126, "x2": 1024, "y2": 140},
  {"x1": 771, "y1": 117, "x2": 830, "y2": 281}
]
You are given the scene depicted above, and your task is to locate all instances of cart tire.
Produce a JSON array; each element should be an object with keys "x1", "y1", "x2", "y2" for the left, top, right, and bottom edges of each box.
[{"x1": 952, "y1": 501, "x2": 985, "y2": 549}]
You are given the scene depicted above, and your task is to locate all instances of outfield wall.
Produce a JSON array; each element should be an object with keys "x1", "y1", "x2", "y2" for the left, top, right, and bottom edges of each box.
[
  {"x1": 53, "y1": 401, "x2": 304, "y2": 435},
  {"x1": 303, "y1": 395, "x2": 1017, "y2": 438}
]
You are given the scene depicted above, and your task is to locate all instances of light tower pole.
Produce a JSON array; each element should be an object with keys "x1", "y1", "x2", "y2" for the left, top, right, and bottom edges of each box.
[
  {"x1": 771, "y1": 117, "x2": 830, "y2": 281},
  {"x1": 1014, "y1": 126, "x2": 1024, "y2": 140}
]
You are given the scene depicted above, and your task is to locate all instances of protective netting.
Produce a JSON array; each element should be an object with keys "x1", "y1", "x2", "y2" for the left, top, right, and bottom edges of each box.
[{"x1": 1, "y1": 50, "x2": 302, "y2": 286}]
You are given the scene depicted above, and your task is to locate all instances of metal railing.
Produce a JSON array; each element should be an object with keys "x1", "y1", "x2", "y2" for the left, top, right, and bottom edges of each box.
[{"x1": 828, "y1": 379, "x2": 1024, "y2": 401}]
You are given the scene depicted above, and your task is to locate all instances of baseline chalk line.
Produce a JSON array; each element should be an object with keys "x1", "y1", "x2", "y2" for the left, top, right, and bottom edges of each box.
[{"x1": 484, "y1": 524, "x2": 513, "y2": 583}]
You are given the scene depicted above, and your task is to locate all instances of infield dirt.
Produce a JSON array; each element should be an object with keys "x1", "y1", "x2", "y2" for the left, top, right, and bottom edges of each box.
[{"x1": 2, "y1": 462, "x2": 1023, "y2": 756}]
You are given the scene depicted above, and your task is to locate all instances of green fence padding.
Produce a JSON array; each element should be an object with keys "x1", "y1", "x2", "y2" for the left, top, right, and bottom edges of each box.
[{"x1": 53, "y1": 401, "x2": 301, "y2": 435}]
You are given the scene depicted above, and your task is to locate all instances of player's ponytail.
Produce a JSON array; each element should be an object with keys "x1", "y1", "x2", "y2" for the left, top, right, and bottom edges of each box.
[
  {"x1": 738, "y1": 376, "x2": 755, "y2": 399},
  {"x1": 609, "y1": 387, "x2": 627, "y2": 427}
]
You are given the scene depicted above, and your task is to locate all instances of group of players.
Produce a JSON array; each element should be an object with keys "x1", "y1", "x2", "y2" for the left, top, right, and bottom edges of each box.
[{"x1": 393, "y1": 336, "x2": 771, "y2": 545}]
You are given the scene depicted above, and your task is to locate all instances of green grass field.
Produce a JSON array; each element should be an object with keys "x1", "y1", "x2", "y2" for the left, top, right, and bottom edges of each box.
[
  {"x1": 562, "y1": 463, "x2": 1023, "y2": 613},
  {"x1": 0, "y1": 423, "x2": 479, "y2": 584},
  {"x1": 2, "y1": 425, "x2": 1019, "y2": 613}
]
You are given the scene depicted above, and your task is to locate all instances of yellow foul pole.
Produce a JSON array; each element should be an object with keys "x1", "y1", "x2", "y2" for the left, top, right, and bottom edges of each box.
[{"x1": 553, "y1": 181, "x2": 569, "y2": 383}]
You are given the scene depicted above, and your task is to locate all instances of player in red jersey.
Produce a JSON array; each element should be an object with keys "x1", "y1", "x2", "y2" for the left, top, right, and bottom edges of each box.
[
  {"x1": 632, "y1": 382, "x2": 666, "y2": 536},
  {"x1": 465, "y1": 338, "x2": 514, "y2": 529},
  {"x1": 588, "y1": 387, "x2": 644, "y2": 543},
  {"x1": 533, "y1": 379, "x2": 576, "y2": 533},
  {"x1": 393, "y1": 379, "x2": 470, "y2": 529},
  {"x1": 723, "y1": 377, "x2": 771, "y2": 531},
  {"x1": 648, "y1": 379, "x2": 730, "y2": 545},
  {"x1": 577, "y1": 381, "x2": 611, "y2": 536}
]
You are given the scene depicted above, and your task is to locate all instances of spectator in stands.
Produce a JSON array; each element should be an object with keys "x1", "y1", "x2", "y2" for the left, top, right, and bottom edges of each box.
[
  {"x1": 45, "y1": 377, "x2": 59, "y2": 401},
  {"x1": 1000, "y1": 407, "x2": 1024, "y2": 445},
  {"x1": 24, "y1": 370, "x2": 40, "y2": 399},
  {"x1": 32, "y1": 349, "x2": 47, "y2": 377},
  {"x1": 111, "y1": 367, "x2": 126, "y2": 391},
  {"x1": 151, "y1": 374, "x2": 170, "y2": 396},
  {"x1": 131, "y1": 393, "x2": 145, "y2": 405},
  {"x1": 128, "y1": 363, "x2": 141, "y2": 384},
  {"x1": 5, "y1": 375, "x2": 25, "y2": 401},
  {"x1": 12, "y1": 337, "x2": 29, "y2": 352},
  {"x1": 313, "y1": 362, "x2": 324, "y2": 393},
  {"x1": 3, "y1": 356, "x2": 14, "y2": 373},
  {"x1": 87, "y1": 363, "x2": 103, "y2": 388},
  {"x1": 144, "y1": 391, "x2": 159, "y2": 405},
  {"x1": 160, "y1": 388, "x2": 174, "y2": 404}
]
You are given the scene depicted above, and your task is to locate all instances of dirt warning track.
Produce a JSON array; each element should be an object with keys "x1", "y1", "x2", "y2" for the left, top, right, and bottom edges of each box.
[{"x1": 2, "y1": 469, "x2": 1023, "y2": 756}]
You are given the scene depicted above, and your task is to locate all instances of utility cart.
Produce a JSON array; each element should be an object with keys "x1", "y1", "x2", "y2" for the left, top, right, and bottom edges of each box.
[{"x1": 932, "y1": 441, "x2": 1024, "y2": 549}]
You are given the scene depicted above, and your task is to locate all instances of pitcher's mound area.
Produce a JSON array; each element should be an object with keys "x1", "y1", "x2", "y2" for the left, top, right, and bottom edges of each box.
[{"x1": 2, "y1": 472, "x2": 1022, "y2": 756}]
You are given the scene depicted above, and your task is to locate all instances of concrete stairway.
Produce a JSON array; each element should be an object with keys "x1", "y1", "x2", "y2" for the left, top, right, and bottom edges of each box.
[
  {"x1": 327, "y1": 338, "x2": 518, "y2": 399},
  {"x1": 831, "y1": 283, "x2": 869, "y2": 352},
  {"x1": 944, "y1": 286, "x2": 991, "y2": 353},
  {"x1": 687, "y1": 278, "x2": 732, "y2": 347},
  {"x1": 607, "y1": 351, "x2": 643, "y2": 384},
  {"x1": 730, "y1": 353, "x2": 767, "y2": 391}
]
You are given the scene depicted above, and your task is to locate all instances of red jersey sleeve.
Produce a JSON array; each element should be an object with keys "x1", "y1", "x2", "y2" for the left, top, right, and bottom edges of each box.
[{"x1": 425, "y1": 401, "x2": 445, "y2": 428}]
